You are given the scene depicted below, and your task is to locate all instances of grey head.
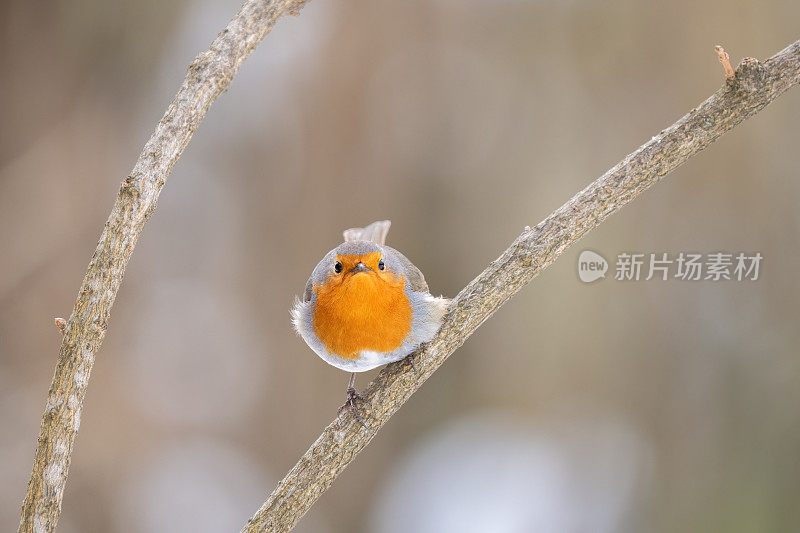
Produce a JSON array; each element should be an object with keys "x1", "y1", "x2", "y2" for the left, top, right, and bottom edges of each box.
[{"x1": 301, "y1": 221, "x2": 429, "y2": 302}]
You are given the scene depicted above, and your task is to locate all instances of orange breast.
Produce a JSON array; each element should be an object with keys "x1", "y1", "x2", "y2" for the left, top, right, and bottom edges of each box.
[{"x1": 313, "y1": 260, "x2": 412, "y2": 359}]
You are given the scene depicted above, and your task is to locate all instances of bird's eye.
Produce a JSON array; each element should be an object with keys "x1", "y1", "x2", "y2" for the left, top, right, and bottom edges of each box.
[
  {"x1": 378, "y1": 259, "x2": 385, "y2": 271},
  {"x1": 334, "y1": 261, "x2": 343, "y2": 273}
]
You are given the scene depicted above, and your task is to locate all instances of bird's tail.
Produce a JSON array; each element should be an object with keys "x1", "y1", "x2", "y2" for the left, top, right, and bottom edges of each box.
[{"x1": 343, "y1": 220, "x2": 391, "y2": 245}]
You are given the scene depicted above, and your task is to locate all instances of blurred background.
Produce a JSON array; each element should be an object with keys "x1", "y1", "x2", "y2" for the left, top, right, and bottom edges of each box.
[{"x1": 2, "y1": 0, "x2": 799, "y2": 531}]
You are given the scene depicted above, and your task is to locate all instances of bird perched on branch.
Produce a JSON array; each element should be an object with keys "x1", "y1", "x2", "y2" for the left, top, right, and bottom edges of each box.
[{"x1": 292, "y1": 220, "x2": 449, "y2": 426}]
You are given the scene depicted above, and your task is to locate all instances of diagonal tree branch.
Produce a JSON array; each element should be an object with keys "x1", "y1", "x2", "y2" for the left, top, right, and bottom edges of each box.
[
  {"x1": 242, "y1": 40, "x2": 800, "y2": 532},
  {"x1": 18, "y1": 1, "x2": 311, "y2": 531}
]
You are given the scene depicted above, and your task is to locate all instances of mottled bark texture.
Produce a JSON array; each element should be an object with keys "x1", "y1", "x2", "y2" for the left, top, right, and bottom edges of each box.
[
  {"x1": 243, "y1": 40, "x2": 800, "y2": 533},
  {"x1": 18, "y1": 1, "x2": 311, "y2": 532}
]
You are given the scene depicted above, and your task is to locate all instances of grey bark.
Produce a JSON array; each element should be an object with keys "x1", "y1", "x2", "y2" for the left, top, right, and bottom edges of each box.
[
  {"x1": 242, "y1": 40, "x2": 800, "y2": 532},
  {"x1": 18, "y1": 1, "x2": 311, "y2": 532}
]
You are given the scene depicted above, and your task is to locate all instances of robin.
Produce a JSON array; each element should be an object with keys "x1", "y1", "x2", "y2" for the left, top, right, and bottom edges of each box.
[{"x1": 292, "y1": 220, "x2": 449, "y2": 426}]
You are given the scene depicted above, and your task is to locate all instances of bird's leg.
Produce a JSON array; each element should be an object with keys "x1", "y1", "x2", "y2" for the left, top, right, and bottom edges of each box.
[{"x1": 338, "y1": 372, "x2": 367, "y2": 428}]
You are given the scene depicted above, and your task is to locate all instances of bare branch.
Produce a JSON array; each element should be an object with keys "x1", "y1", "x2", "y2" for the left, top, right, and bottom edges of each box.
[
  {"x1": 242, "y1": 40, "x2": 800, "y2": 533},
  {"x1": 18, "y1": 1, "x2": 311, "y2": 531}
]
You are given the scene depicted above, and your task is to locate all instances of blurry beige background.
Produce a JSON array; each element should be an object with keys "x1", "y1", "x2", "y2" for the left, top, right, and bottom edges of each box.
[{"x1": 2, "y1": 0, "x2": 800, "y2": 531}]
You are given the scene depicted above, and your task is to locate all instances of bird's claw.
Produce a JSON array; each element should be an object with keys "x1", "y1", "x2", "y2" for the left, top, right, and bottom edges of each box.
[
  {"x1": 405, "y1": 352, "x2": 418, "y2": 374},
  {"x1": 338, "y1": 386, "x2": 367, "y2": 428}
]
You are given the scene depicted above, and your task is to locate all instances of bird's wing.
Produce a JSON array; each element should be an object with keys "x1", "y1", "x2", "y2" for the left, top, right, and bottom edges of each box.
[
  {"x1": 302, "y1": 275, "x2": 314, "y2": 302},
  {"x1": 386, "y1": 246, "x2": 429, "y2": 293},
  {"x1": 343, "y1": 220, "x2": 391, "y2": 245}
]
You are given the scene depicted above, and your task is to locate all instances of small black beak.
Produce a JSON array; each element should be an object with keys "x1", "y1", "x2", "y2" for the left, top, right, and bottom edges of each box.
[{"x1": 350, "y1": 262, "x2": 370, "y2": 274}]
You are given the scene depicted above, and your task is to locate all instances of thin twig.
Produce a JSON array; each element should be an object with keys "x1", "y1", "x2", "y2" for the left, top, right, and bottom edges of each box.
[
  {"x1": 18, "y1": 1, "x2": 311, "y2": 532},
  {"x1": 242, "y1": 40, "x2": 800, "y2": 532},
  {"x1": 716, "y1": 45, "x2": 736, "y2": 82}
]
